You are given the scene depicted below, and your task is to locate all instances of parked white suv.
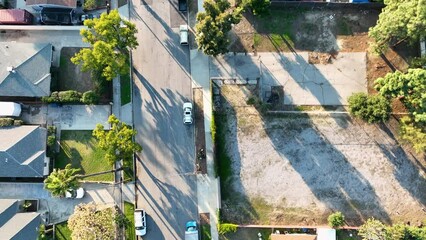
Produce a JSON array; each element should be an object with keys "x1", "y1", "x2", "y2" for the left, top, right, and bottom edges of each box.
[
  {"x1": 183, "y1": 102, "x2": 193, "y2": 124},
  {"x1": 134, "y1": 209, "x2": 147, "y2": 236}
]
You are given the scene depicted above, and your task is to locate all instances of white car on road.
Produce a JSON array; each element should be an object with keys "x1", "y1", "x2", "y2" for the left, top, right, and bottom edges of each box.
[
  {"x1": 183, "y1": 102, "x2": 193, "y2": 124},
  {"x1": 134, "y1": 209, "x2": 147, "y2": 236}
]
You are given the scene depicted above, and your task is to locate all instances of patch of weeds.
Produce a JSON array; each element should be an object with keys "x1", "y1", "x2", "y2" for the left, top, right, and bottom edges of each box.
[
  {"x1": 250, "y1": 197, "x2": 274, "y2": 224},
  {"x1": 253, "y1": 33, "x2": 262, "y2": 48},
  {"x1": 337, "y1": 20, "x2": 353, "y2": 35}
]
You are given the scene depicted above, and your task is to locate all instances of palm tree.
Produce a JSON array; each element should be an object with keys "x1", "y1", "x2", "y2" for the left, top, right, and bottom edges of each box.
[{"x1": 44, "y1": 164, "x2": 81, "y2": 197}]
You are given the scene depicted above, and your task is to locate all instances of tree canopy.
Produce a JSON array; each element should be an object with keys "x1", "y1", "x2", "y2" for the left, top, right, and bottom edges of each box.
[
  {"x1": 92, "y1": 114, "x2": 142, "y2": 165},
  {"x1": 358, "y1": 218, "x2": 426, "y2": 240},
  {"x1": 195, "y1": 0, "x2": 243, "y2": 56},
  {"x1": 72, "y1": 10, "x2": 138, "y2": 81},
  {"x1": 243, "y1": 0, "x2": 270, "y2": 16},
  {"x1": 44, "y1": 164, "x2": 80, "y2": 197},
  {"x1": 368, "y1": 0, "x2": 426, "y2": 53},
  {"x1": 375, "y1": 68, "x2": 426, "y2": 123},
  {"x1": 68, "y1": 203, "x2": 117, "y2": 240}
]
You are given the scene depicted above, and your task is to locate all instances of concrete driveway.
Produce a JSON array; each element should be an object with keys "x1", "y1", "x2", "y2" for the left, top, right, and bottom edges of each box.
[
  {"x1": 0, "y1": 182, "x2": 134, "y2": 223},
  {"x1": 210, "y1": 52, "x2": 366, "y2": 105},
  {"x1": 47, "y1": 104, "x2": 111, "y2": 130}
]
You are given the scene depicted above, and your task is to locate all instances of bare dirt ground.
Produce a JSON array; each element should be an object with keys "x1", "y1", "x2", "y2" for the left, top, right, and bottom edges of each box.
[{"x1": 219, "y1": 85, "x2": 426, "y2": 226}]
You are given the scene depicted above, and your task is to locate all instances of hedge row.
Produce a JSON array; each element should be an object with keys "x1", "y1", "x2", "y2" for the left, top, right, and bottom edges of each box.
[
  {"x1": 0, "y1": 118, "x2": 24, "y2": 127},
  {"x1": 42, "y1": 90, "x2": 99, "y2": 104}
]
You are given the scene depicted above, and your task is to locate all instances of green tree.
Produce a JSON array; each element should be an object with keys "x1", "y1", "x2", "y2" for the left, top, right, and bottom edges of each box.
[
  {"x1": 68, "y1": 203, "x2": 117, "y2": 240},
  {"x1": 327, "y1": 212, "x2": 345, "y2": 228},
  {"x1": 243, "y1": 0, "x2": 270, "y2": 16},
  {"x1": 44, "y1": 164, "x2": 81, "y2": 197},
  {"x1": 358, "y1": 218, "x2": 387, "y2": 240},
  {"x1": 368, "y1": 0, "x2": 426, "y2": 53},
  {"x1": 93, "y1": 114, "x2": 142, "y2": 165},
  {"x1": 195, "y1": 0, "x2": 243, "y2": 56},
  {"x1": 72, "y1": 10, "x2": 138, "y2": 81},
  {"x1": 375, "y1": 69, "x2": 426, "y2": 123}
]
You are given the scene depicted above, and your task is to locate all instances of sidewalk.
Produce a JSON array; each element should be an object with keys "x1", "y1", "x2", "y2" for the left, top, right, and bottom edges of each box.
[{"x1": 191, "y1": 49, "x2": 220, "y2": 239}]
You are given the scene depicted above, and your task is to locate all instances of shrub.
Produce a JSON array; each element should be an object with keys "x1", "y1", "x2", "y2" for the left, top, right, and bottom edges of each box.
[
  {"x1": 58, "y1": 90, "x2": 82, "y2": 103},
  {"x1": 400, "y1": 116, "x2": 426, "y2": 153},
  {"x1": 0, "y1": 118, "x2": 14, "y2": 127},
  {"x1": 47, "y1": 126, "x2": 56, "y2": 135},
  {"x1": 246, "y1": 96, "x2": 257, "y2": 105},
  {"x1": 328, "y1": 212, "x2": 345, "y2": 228},
  {"x1": 13, "y1": 120, "x2": 23, "y2": 126},
  {"x1": 217, "y1": 223, "x2": 238, "y2": 235},
  {"x1": 81, "y1": 90, "x2": 100, "y2": 104},
  {"x1": 348, "y1": 93, "x2": 391, "y2": 123},
  {"x1": 410, "y1": 56, "x2": 426, "y2": 69},
  {"x1": 83, "y1": 0, "x2": 96, "y2": 10},
  {"x1": 47, "y1": 135, "x2": 56, "y2": 147}
]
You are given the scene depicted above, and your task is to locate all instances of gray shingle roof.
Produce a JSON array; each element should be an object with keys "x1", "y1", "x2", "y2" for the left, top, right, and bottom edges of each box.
[
  {"x1": 0, "y1": 126, "x2": 47, "y2": 178},
  {"x1": 0, "y1": 42, "x2": 52, "y2": 97},
  {"x1": 0, "y1": 200, "x2": 40, "y2": 240}
]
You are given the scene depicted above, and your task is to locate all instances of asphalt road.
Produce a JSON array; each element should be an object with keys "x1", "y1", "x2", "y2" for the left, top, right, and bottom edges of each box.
[{"x1": 130, "y1": 0, "x2": 197, "y2": 239}]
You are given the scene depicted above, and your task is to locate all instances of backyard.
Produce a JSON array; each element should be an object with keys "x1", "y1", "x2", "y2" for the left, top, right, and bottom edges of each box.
[
  {"x1": 56, "y1": 130, "x2": 113, "y2": 182},
  {"x1": 217, "y1": 85, "x2": 426, "y2": 226}
]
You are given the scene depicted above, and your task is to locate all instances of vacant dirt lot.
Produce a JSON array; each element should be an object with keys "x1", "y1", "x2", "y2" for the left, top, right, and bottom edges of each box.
[{"x1": 219, "y1": 85, "x2": 426, "y2": 226}]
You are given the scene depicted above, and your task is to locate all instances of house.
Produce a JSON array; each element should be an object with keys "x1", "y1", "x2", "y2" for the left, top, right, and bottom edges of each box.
[
  {"x1": 26, "y1": 0, "x2": 79, "y2": 8},
  {"x1": 0, "y1": 199, "x2": 41, "y2": 240},
  {"x1": 0, "y1": 126, "x2": 49, "y2": 180},
  {"x1": 0, "y1": 42, "x2": 52, "y2": 99}
]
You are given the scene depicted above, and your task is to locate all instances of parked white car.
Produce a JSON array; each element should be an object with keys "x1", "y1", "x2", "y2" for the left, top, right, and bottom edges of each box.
[
  {"x1": 134, "y1": 209, "x2": 147, "y2": 236},
  {"x1": 180, "y1": 25, "x2": 189, "y2": 45},
  {"x1": 65, "y1": 187, "x2": 85, "y2": 199},
  {"x1": 183, "y1": 102, "x2": 193, "y2": 124}
]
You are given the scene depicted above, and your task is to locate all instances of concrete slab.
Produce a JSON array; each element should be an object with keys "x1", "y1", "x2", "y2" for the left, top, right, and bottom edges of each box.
[
  {"x1": 20, "y1": 104, "x2": 48, "y2": 125},
  {"x1": 0, "y1": 182, "x2": 128, "y2": 223},
  {"x1": 210, "y1": 52, "x2": 367, "y2": 105},
  {"x1": 47, "y1": 104, "x2": 111, "y2": 130}
]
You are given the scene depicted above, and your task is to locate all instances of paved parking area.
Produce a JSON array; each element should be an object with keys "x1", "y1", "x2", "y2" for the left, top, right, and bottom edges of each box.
[{"x1": 210, "y1": 52, "x2": 366, "y2": 105}]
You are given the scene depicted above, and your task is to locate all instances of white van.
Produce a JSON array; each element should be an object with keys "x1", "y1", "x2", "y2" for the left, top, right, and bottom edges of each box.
[
  {"x1": 0, "y1": 102, "x2": 21, "y2": 117},
  {"x1": 180, "y1": 25, "x2": 189, "y2": 45}
]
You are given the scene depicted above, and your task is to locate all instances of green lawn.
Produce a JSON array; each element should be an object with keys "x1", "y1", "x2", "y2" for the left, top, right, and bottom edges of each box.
[
  {"x1": 120, "y1": 53, "x2": 131, "y2": 106},
  {"x1": 120, "y1": 73, "x2": 131, "y2": 105},
  {"x1": 201, "y1": 223, "x2": 212, "y2": 240},
  {"x1": 55, "y1": 222, "x2": 72, "y2": 240},
  {"x1": 56, "y1": 131, "x2": 113, "y2": 182},
  {"x1": 124, "y1": 201, "x2": 136, "y2": 240}
]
